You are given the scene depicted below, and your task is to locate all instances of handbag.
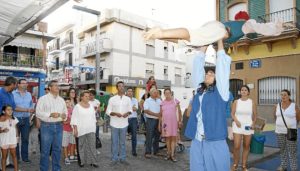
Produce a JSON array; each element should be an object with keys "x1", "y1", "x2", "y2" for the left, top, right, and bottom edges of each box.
[
  {"x1": 96, "y1": 137, "x2": 102, "y2": 149},
  {"x1": 279, "y1": 102, "x2": 297, "y2": 141}
]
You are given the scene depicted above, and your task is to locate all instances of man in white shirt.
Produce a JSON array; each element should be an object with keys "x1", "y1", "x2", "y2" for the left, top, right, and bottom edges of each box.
[
  {"x1": 126, "y1": 87, "x2": 139, "y2": 156},
  {"x1": 36, "y1": 80, "x2": 67, "y2": 171},
  {"x1": 106, "y1": 81, "x2": 132, "y2": 166},
  {"x1": 144, "y1": 88, "x2": 161, "y2": 158}
]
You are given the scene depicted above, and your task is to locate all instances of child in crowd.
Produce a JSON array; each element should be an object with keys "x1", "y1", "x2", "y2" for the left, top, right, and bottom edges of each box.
[
  {"x1": 62, "y1": 98, "x2": 76, "y2": 165},
  {"x1": 0, "y1": 105, "x2": 19, "y2": 171}
]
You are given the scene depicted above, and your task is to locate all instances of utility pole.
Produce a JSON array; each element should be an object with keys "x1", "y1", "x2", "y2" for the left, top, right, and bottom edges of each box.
[{"x1": 73, "y1": 5, "x2": 101, "y2": 94}]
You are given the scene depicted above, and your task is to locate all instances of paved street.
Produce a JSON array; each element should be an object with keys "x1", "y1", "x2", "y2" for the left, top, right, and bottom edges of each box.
[
  {"x1": 9, "y1": 126, "x2": 295, "y2": 171},
  {"x1": 15, "y1": 127, "x2": 190, "y2": 171}
]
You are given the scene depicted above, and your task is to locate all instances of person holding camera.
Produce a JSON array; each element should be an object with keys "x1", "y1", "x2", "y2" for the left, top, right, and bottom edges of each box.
[{"x1": 231, "y1": 85, "x2": 257, "y2": 171}]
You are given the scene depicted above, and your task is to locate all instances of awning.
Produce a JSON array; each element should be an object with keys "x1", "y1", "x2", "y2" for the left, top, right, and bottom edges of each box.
[
  {"x1": 6, "y1": 35, "x2": 43, "y2": 49},
  {"x1": 0, "y1": 0, "x2": 70, "y2": 46}
]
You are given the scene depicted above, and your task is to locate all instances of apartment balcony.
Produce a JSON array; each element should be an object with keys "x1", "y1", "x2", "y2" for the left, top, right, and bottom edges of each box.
[
  {"x1": 0, "y1": 52, "x2": 43, "y2": 68},
  {"x1": 80, "y1": 37, "x2": 112, "y2": 59},
  {"x1": 60, "y1": 38, "x2": 74, "y2": 51},
  {"x1": 236, "y1": 8, "x2": 300, "y2": 54},
  {"x1": 48, "y1": 44, "x2": 61, "y2": 55}
]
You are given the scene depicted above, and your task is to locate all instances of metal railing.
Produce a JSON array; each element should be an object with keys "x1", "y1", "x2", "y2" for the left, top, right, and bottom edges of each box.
[
  {"x1": 60, "y1": 38, "x2": 73, "y2": 48},
  {"x1": 80, "y1": 37, "x2": 111, "y2": 57},
  {"x1": 0, "y1": 52, "x2": 43, "y2": 68},
  {"x1": 258, "y1": 7, "x2": 300, "y2": 25},
  {"x1": 48, "y1": 44, "x2": 60, "y2": 52}
]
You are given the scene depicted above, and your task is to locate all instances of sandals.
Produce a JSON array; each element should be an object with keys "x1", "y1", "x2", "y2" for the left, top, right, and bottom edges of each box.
[
  {"x1": 242, "y1": 165, "x2": 248, "y2": 171},
  {"x1": 170, "y1": 156, "x2": 177, "y2": 162},
  {"x1": 231, "y1": 164, "x2": 238, "y2": 171}
]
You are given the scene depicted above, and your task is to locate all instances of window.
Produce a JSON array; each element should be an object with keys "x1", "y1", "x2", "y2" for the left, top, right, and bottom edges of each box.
[
  {"x1": 68, "y1": 53, "x2": 73, "y2": 66},
  {"x1": 175, "y1": 67, "x2": 182, "y2": 86},
  {"x1": 235, "y1": 62, "x2": 243, "y2": 70},
  {"x1": 228, "y1": 3, "x2": 247, "y2": 20},
  {"x1": 258, "y1": 76, "x2": 296, "y2": 105},
  {"x1": 146, "y1": 44, "x2": 155, "y2": 58},
  {"x1": 56, "y1": 38, "x2": 60, "y2": 49},
  {"x1": 164, "y1": 46, "x2": 168, "y2": 58},
  {"x1": 164, "y1": 66, "x2": 168, "y2": 80},
  {"x1": 69, "y1": 31, "x2": 73, "y2": 44},
  {"x1": 269, "y1": 0, "x2": 293, "y2": 22},
  {"x1": 55, "y1": 57, "x2": 59, "y2": 70},
  {"x1": 146, "y1": 63, "x2": 154, "y2": 78}
]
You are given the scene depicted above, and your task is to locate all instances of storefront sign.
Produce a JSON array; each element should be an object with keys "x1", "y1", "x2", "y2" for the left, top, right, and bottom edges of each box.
[
  {"x1": 0, "y1": 69, "x2": 46, "y2": 78},
  {"x1": 109, "y1": 75, "x2": 171, "y2": 88}
]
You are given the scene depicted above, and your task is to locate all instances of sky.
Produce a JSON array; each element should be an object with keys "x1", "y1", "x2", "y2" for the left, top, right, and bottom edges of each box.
[{"x1": 43, "y1": 0, "x2": 216, "y2": 34}]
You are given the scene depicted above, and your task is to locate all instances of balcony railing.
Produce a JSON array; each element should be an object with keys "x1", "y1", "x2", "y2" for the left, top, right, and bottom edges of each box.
[
  {"x1": 0, "y1": 52, "x2": 43, "y2": 68},
  {"x1": 258, "y1": 8, "x2": 300, "y2": 29},
  {"x1": 80, "y1": 37, "x2": 112, "y2": 58},
  {"x1": 60, "y1": 38, "x2": 74, "y2": 50}
]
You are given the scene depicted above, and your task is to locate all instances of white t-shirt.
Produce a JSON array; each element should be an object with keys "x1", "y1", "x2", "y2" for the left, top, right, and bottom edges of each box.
[
  {"x1": 275, "y1": 103, "x2": 297, "y2": 134},
  {"x1": 0, "y1": 118, "x2": 19, "y2": 146},
  {"x1": 71, "y1": 104, "x2": 96, "y2": 137},
  {"x1": 106, "y1": 95, "x2": 132, "y2": 128}
]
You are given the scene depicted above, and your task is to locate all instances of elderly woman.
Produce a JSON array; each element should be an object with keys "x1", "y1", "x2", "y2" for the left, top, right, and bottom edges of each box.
[
  {"x1": 71, "y1": 90, "x2": 98, "y2": 168},
  {"x1": 274, "y1": 89, "x2": 300, "y2": 171}
]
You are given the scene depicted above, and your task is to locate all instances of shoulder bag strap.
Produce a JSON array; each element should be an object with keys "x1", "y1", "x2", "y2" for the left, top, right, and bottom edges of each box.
[{"x1": 279, "y1": 102, "x2": 289, "y2": 129}]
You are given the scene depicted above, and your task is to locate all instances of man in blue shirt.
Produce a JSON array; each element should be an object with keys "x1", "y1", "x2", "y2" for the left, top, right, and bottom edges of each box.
[
  {"x1": 0, "y1": 76, "x2": 17, "y2": 111},
  {"x1": 13, "y1": 79, "x2": 34, "y2": 163}
]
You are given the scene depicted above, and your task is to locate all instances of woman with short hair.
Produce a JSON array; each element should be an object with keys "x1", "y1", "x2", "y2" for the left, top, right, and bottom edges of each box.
[
  {"x1": 71, "y1": 90, "x2": 98, "y2": 168},
  {"x1": 274, "y1": 89, "x2": 300, "y2": 171}
]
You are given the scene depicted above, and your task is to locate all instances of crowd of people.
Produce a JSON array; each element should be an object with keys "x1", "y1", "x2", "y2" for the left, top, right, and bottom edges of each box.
[
  {"x1": 0, "y1": 75, "x2": 186, "y2": 171},
  {"x1": 0, "y1": 10, "x2": 299, "y2": 171}
]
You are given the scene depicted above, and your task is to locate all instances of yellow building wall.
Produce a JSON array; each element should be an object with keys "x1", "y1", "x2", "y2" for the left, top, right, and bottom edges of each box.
[
  {"x1": 106, "y1": 86, "x2": 143, "y2": 100},
  {"x1": 106, "y1": 86, "x2": 117, "y2": 94},
  {"x1": 229, "y1": 38, "x2": 300, "y2": 61},
  {"x1": 135, "y1": 87, "x2": 143, "y2": 100}
]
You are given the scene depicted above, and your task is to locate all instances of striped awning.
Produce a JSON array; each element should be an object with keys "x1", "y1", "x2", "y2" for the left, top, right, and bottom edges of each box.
[{"x1": 7, "y1": 35, "x2": 43, "y2": 49}]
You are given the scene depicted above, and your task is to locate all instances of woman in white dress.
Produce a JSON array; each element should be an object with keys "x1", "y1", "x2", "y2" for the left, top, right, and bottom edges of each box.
[
  {"x1": 71, "y1": 90, "x2": 98, "y2": 168},
  {"x1": 231, "y1": 85, "x2": 257, "y2": 171},
  {"x1": 0, "y1": 105, "x2": 19, "y2": 171}
]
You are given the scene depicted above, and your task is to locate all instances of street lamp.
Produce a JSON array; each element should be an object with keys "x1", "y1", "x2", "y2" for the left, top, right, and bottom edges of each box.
[{"x1": 73, "y1": 5, "x2": 101, "y2": 94}]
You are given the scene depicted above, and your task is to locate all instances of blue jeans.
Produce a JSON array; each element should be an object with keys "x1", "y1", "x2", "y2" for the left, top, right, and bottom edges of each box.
[
  {"x1": 16, "y1": 117, "x2": 30, "y2": 161},
  {"x1": 190, "y1": 139, "x2": 230, "y2": 171},
  {"x1": 128, "y1": 118, "x2": 138, "y2": 154},
  {"x1": 96, "y1": 125, "x2": 100, "y2": 138},
  {"x1": 111, "y1": 126, "x2": 127, "y2": 161},
  {"x1": 40, "y1": 122, "x2": 63, "y2": 171},
  {"x1": 145, "y1": 118, "x2": 159, "y2": 154}
]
